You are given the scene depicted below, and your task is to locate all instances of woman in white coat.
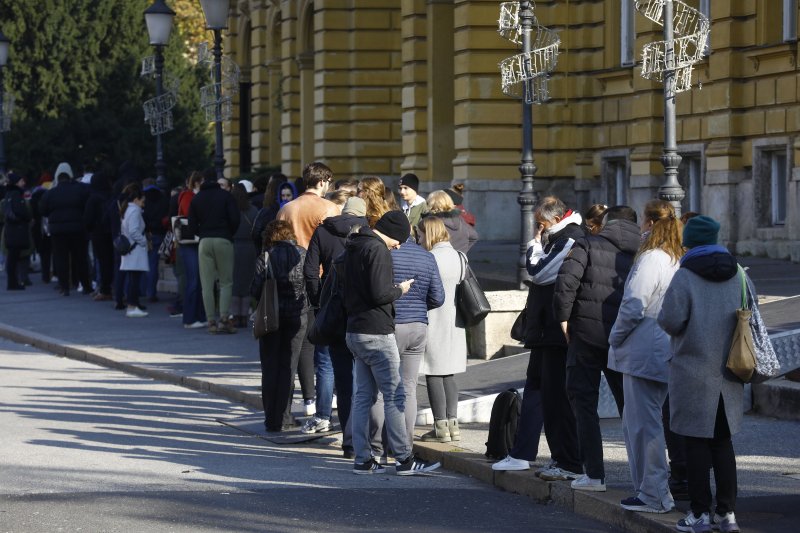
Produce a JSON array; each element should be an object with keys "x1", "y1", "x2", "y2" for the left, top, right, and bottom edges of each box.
[
  {"x1": 119, "y1": 183, "x2": 150, "y2": 318},
  {"x1": 608, "y1": 200, "x2": 683, "y2": 514},
  {"x1": 418, "y1": 216, "x2": 467, "y2": 443}
]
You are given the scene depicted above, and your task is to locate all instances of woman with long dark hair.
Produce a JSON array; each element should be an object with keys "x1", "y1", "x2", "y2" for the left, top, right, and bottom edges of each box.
[{"x1": 250, "y1": 219, "x2": 309, "y2": 432}]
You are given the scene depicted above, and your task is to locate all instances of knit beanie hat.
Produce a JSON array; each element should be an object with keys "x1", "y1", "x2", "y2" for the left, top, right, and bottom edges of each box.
[
  {"x1": 342, "y1": 197, "x2": 367, "y2": 217},
  {"x1": 682, "y1": 215, "x2": 720, "y2": 248},
  {"x1": 399, "y1": 173, "x2": 420, "y2": 193},
  {"x1": 444, "y1": 188, "x2": 463, "y2": 206},
  {"x1": 374, "y1": 210, "x2": 411, "y2": 243}
]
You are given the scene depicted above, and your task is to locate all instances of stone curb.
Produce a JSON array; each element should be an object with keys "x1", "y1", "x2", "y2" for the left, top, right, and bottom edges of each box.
[
  {"x1": 0, "y1": 322, "x2": 265, "y2": 412},
  {"x1": 412, "y1": 441, "x2": 681, "y2": 533}
]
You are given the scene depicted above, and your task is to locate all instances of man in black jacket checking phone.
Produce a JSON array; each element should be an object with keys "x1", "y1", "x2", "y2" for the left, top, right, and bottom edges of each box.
[{"x1": 343, "y1": 210, "x2": 440, "y2": 476}]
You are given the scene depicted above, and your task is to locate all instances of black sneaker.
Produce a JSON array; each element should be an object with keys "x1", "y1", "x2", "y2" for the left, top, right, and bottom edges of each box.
[
  {"x1": 395, "y1": 455, "x2": 441, "y2": 476},
  {"x1": 353, "y1": 458, "x2": 386, "y2": 475}
]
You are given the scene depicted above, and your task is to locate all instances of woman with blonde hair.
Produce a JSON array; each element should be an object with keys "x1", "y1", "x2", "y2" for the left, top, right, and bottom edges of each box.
[
  {"x1": 357, "y1": 176, "x2": 391, "y2": 228},
  {"x1": 608, "y1": 199, "x2": 683, "y2": 514},
  {"x1": 417, "y1": 216, "x2": 468, "y2": 443},
  {"x1": 422, "y1": 190, "x2": 478, "y2": 254}
]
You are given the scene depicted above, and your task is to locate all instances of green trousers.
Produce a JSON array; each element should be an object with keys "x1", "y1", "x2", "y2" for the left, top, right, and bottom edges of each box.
[{"x1": 198, "y1": 237, "x2": 234, "y2": 322}]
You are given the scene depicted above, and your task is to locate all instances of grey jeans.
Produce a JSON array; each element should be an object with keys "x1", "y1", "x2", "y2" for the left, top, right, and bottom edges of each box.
[
  {"x1": 346, "y1": 332, "x2": 411, "y2": 464},
  {"x1": 369, "y1": 322, "x2": 427, "y2": 453}
]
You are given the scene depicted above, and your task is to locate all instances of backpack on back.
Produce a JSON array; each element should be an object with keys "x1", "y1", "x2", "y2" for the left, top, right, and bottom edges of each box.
[{"x1": 484, "y1": 388, "x2": 521, "y2": 459}]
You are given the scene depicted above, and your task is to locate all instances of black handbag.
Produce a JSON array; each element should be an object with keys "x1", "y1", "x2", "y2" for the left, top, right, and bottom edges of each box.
[
  {"x1": 456, "y1": 251, "x2": 491, "y2": 326},
  {"x1": 113, "y1": 234, "x2": 135, "y2": 255},
  {"x1": 307, "y1": 262, "x2": 347, "y2": 345},
  {"x1": 253, "y1": 252, "x2": 280, "y2": 338},
  {"x1": 510, "y1": 307, "x2": 527, "y2": 342}
]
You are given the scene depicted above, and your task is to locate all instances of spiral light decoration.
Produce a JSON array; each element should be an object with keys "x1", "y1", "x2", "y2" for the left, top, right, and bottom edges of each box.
[
  {"x1": 497, "y1": 1, "x2": 560, "y2": 104},
  {"x1": 141, "y1": 55, "x2": 180, "y2": 136},
  {"x1": 635, "y1": 0, "x2": 710, "y2": 93},
  {"x1": 197, "y1": 41, "x2": 240, "y2": 123}
]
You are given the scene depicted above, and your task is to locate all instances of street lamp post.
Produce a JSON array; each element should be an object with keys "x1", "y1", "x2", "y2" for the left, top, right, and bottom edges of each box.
[
  {"x1": 144, "y1": 0, "x2": 176, "y2": 189},
  {"x1": 517, "y1": 1, "x2": 537, "y2": 290},
  {"x1": 0, "y1": 29, "x2": 10, "y2": 175},
  {"x1": 657, "y1": 0, "x2": 685, "y2": 217},
  {"x1": 199, "y1": 0, "x2": 231, "y2": 180}
]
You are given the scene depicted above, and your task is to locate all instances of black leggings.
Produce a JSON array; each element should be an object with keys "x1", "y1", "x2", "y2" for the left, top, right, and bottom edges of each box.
[
  {"x1": 684, "y1": 395, "x2": 737, "y2": 517},
  {"x1": 426, "y1": 374, "x2": 458, "y2": 420}
]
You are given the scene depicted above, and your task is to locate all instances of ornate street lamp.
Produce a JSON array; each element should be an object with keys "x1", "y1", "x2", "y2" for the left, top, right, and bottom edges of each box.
[
  {"x1": 144, "y1": 0, "x2": 176, "y2": 189},
  {"x1": 199, "y1": 0, "x2": 231, "y2": 180},
  {"x1": 0, "y1": 28, "x2": 11, "y2": 174},
  {"x1": 636, "y1": 0, "x2": 709, "y2": 217},
  {"x1": 498, "y1": 2, "x2": 560, "y2": 288}
]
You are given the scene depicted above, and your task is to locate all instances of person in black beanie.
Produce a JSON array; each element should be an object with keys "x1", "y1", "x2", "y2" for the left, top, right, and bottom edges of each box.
[
  {"x1": 343, "y1": 210, "x2": 441, "y2": 476},
  {"x1": 398, "y1": 173, "x2": 428, "y2": 229}
]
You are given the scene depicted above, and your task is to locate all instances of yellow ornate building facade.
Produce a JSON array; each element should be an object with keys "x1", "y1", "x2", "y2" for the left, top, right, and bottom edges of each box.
[{"x1": 223, "y1": 0, "x2": 800, "y2": 259}]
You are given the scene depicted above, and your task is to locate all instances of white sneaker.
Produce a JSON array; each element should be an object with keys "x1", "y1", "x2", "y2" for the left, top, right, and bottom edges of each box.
[
  {"x1": 126, "y1": 308, "x2": 149, "y2": 318},
  {"x1": 183, "y1": 321, "x2": 208, "y2": 329},
  {"x1": 492, "y1": 456, "x2": 531, "y2": 471},
  {"x1": 331, "y1": 394, "x2": 338, "y2": 410},
  {"x1": 304, "y1": 399, "x2": 316, "y2": 416},
  {"x1": 571, "y1": 474, "x2": 606, "y2": 492}
]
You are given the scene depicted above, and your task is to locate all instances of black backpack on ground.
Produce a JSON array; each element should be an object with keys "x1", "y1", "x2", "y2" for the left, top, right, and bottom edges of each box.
[{"x1": 485, "y1": 388, "x2": 521, "y2": 459}]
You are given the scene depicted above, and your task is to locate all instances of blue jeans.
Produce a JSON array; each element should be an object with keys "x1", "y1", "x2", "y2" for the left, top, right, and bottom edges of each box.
[
  {"x1": 314, "y1": 344, "x2": 335, "y2": 420},
  {"x1": 346, "y1": 332, "x2": 411, "y2": 464},
  {"x1": 146, "y1": 234, "x2": 164, "y2": 298},
  {"x1": 179, "y1": 245, "x2": 206, "y2": 325}
]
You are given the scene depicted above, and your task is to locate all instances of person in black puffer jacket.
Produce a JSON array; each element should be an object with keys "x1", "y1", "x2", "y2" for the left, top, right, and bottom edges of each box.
[
  {"x1": 39, "y1": 162, "x2": 93, "y2": 296},
  {"x1": 492, "y1": 196, "x2": 584, "y2": 481},
  {"x1": 250, "y1": 219, "x2": 309, "y2": 432},
  {"x1": 554, "y1": 205, "x2": 641, "y2": 492},
  {"x1": 83, "y1": 171, "x2": 115, "y2": 300},
  {"x1": 2, "y1": 173, "x2": 32, "y2": 290}
]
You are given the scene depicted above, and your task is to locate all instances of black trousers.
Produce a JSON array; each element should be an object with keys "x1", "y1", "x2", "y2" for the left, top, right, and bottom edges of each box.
[
  {"x1": 329, "y1": 341, "x2": 354, "y2": 433},
  {"x1": 565, "y1": 338, "x2": 624, "y2": 480},
  {"x1": 297, "y1": 310, "x2": 316, "y2": 400},
  {"x1": 5, "y1": 246, "x2": 23, "y2": 289},
  {"x1": 663, "y1": 395, "x2": 688, "y2": 482},
  {"x1": 52, "y1": 232, "x2": 91, "y2": 294},
  {"x1": 540, "y1": 347, "x2": 582, "y2": 473},
  {"x1": 92, "y1": 234, "x2": 115, "y2": 296},
  {"x1": 685, "y1": 395, "x2": 737, "y2": 517},
  {"x1": 508, "y1": 350, "x2": 544, "y2": 461},
  {"x1": 258, "y1": 313, "x2": 307, "y2": 430},
  {"x1": 125, "y1": 271, "x2": 142, "y2": 308}
]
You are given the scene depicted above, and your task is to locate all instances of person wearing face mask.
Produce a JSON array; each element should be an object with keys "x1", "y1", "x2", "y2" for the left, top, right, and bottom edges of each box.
[
  {"x1": 493, "y1": 196, "x2": 584, "y2": 482},
  {"x1": 176, "y1": 171, "x2": 207, "y2": 329}
]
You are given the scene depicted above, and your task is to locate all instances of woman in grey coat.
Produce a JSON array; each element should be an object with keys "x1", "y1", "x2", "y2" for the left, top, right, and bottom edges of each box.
[
  {"x1": 119, "y1": 183, "x2": 149, "y2": 318},
  {"x1": 609, "y1": 200, "x2": 682, "y2": 514},
  {"x1": 657, "y1": 216, "x2": 746, "y2": 533},
  {"x1": 418, "y1": 216, "x2": 467, "y2": 443}
]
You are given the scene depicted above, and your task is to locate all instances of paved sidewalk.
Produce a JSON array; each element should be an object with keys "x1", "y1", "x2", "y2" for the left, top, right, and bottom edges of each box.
[{"x1": 1, "y1": 244, "x2": 800, "y2": 532}]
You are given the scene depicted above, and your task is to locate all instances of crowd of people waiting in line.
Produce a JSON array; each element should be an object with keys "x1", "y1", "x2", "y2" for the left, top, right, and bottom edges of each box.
[
  {"x1": 0, "y1": 160, "x2": 761, "y2": 520},
  {"x1": 492, "y1": 197, "x2": 751, "y2": 533},
  {"x1": 0, "y1": 160, "x2": 478, "y2": 477}
]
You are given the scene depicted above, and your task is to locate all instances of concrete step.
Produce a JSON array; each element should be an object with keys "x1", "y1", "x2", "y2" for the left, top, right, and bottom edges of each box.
[{"x1": 753, "y1": 378, "x2": 800, "y2": 421}]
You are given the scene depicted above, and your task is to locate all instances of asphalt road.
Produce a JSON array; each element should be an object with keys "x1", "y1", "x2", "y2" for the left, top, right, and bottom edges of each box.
[{"x1": 0, "y1": 339, "x2": 613, "y2": 533}]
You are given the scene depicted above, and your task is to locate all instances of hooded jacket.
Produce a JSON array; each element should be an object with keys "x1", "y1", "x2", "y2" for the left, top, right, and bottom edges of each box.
[
  {"x1": 342, "y1": 226, "x2": 403, "y2": 334},
  {"x1": 522, "y1": 211, "x2": 585, "y2": 348},
  {"x1": 422, "y1": 209, "x2": 478, "y2": 254},
  {"x1": 304, "y1": 213, "x2": 367, "y2": 306},
  {"x1": 187, "y1": 180, "x2": 240, "y2": 241},
  {"x1": 657, "y1": 246, "x2": 744, "y2": 438},
  {"x1": 554, "y1": 218, "x2": 641, "y2": 350},
  {"x1": 39, "y1": 179, "x2": 91, "y2": 235}
]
